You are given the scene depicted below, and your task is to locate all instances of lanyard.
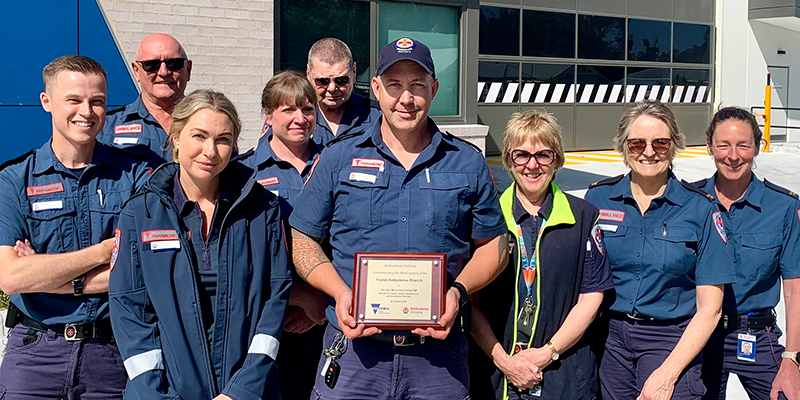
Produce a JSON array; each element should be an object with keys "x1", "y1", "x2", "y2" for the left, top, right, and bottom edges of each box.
[{"x1": 515, "y1": 216, "x2": 545, "y2": 297}]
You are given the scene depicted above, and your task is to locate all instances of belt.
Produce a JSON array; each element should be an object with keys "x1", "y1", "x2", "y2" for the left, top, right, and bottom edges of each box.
[
  {"x1": 720, "y1": 309, "x2": 776, "y2": 331},
  {"x1": 605, "y1": 310, "x2": 689, "y2": 326},
  {"x1": 365, "y1": 333, "x2": 427, "y2": 347},
  {"x1": 18, "y1": 313, "x2": 113, "y2": 342}
]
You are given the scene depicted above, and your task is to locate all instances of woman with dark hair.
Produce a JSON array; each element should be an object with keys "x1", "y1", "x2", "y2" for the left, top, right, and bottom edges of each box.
[
  {"x1": 695, "y1": 106, "x2": 800, "y2": 400},
  {"x1": 585, "y1": 100, "x2": 734, "y2": 400},
  {"x1": 109, "y1": 89, "x2": 291, "y2": 400}
]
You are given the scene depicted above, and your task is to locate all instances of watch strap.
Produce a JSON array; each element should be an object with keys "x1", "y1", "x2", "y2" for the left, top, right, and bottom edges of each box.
[
  {"x1": 781, "y1": 351, "x2": 800, "y2": 366},
  {"x1": 452, "y1": 281, "x2": 469, "y2": 310},
  {"x1": 72, "y1": 275, "x2": 85, "y2": 296},
  {"x1": 546, "y1": 341, "x2": 559, "y2": 360}
]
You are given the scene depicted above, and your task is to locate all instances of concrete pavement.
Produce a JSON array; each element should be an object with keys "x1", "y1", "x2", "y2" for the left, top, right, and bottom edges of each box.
[{"x1": 487, "y1": 147, "x2": 800, "y2": 399}]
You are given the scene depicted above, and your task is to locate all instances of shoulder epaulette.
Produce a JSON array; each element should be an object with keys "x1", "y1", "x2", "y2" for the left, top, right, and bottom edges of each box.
[
  {"x1": 588, "y1": 174, "x2": 624, "y2": 188},
  {"x1": 0, "y1": 150, "x2": 35, "y2": 172},
  {"x1": 442, "y1": 131, "x2": 482, "y2": 153},
  {"x1": 681, "y1": 179, "x2": 716, "y2": 202},
  {"x1": 232, "y1": 148, "x2": 255, "y2": 162},
  {"x1": 106, "y1": 104, "x2": 127, "y2": 115},
  {"x1": 689, "y1": 178, "x2": 709, "y2": 189},
  {"x1": 326, "y1": 131, "x2": 363, "y2": 147},
  {"x1": 764, "y1": 179, "x2": 799, "y2": 199}
]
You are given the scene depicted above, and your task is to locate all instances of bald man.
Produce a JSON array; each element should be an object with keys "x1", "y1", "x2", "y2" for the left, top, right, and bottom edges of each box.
[{"x1": 100, "y1": 33, "x2": 192, "y2": 163}]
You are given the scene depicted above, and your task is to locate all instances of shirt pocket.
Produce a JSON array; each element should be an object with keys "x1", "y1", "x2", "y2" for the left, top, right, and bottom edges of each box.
[
  {"x1": 418, "y1": 173, "x2": 469, "y2": 230},
  {"x1": 653, "y1": 227, "x2": 698, "y2": 276},
  {"x1": 25, "y1": 199, "x2": 76, "y2": 253},
  {"x1": 336, "y1": 170, "x2": 389, "y2": 228},
  {"x1": 738, "y1": 232, "x2": 781, "y2": 281},
  {"x1": 89, "y1": 190, "x2": 125, "y2": 241},
  {"x1": 600, "y1": 225, "x2": 628, "y2": 262}
]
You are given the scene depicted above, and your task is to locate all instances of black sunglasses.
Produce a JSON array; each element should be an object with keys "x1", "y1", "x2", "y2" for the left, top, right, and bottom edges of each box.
[
  {"x1": 314, "y1": 76, "x2": 350, "y2": 87},
  {"x1": 626, "y1": 138, "x2": 672, "y2": 155},
  {"x1": 136, "y1": 58, "x2": 187, "y2": 73},
  {"x1": 510, "y1": 149, "x2": 556, "y2": 166}
]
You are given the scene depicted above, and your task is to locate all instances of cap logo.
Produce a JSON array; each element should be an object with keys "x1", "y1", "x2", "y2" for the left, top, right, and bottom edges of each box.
[{"x1": 395, "y1": 38, "x2": 415, "y2": 54}]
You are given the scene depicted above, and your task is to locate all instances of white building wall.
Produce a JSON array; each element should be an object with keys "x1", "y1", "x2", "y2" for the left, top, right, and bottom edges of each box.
[
  {"x1": 717, "y1": 0, "x2": 800, "y2": 142},
  {"x1": 97, "y1": 0, "x2": 275, "y2": 150}
]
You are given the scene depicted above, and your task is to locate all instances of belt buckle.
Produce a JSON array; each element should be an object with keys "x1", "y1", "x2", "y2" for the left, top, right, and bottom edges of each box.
[
  {"x1": 392, "y1": 335, "x2": 423, "y2": 347},
  {"x1": 722, "y1": 315, "x2": 730, "y2": 330},
  {"x1": 64, "y1": 323, "x2": 94, "y2": 341},
  {"x1": 626, "y1": 313, "x2": 645, "y2": 321}
]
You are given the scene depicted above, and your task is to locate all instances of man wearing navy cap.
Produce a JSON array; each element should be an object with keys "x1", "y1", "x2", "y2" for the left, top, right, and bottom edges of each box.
[{"x1": 289, "y1": 38, "x2": 508, "y2": 399}]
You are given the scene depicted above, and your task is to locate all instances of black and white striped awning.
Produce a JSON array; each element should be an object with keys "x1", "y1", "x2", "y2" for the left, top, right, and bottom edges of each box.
[{"x1": 477, "y1": 82, "x2": 711, "y2": 104}]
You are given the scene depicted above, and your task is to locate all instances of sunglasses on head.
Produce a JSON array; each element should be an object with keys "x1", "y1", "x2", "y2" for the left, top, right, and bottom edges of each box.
[
  {"x1": 510, "y1": 149, "x2": 556, "y2": 166},
  {"x1": 314, "y1": 76, "x2": 350, "y2": 87},
  {"x1": 626, "y1": 138, "x2": 672, "y2": 155},
  {"x1": 136, "y1": 58, "x2": 187, "y2": 73}
]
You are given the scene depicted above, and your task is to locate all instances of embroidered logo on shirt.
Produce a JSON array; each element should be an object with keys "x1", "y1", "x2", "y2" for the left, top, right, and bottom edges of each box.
[
  {"x1": 591, "y1": 224, "x2": 604, "y2": 256},
  {"x1": 114, "y1": 124, "x2": 143, "y2": 134},
  {"x1": 258, "y1": 177, "x2": 280, "y2": 186},
  {"x1": 110, "y1": 228, "x2": 121, "y2": 271},
  {"x1": 712, "y1": 212, "x2": 727, "y2": 244},
  {"x1": 351, "y1": 158, "x2": 385, "y2": 170},
  {"x1": 141, "y1": 230, "x2": 179, "y2": 242},
  {"x1": 598, "y1": 209, "x2": 625, "y2": 222},
  {"x1": 26, "y1": 182, "x2": 64, "y2": 197}
]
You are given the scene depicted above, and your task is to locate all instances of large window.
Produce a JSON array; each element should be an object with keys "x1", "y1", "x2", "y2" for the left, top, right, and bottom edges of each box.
[
  {"x1": 628, "y1": 19, "x2": 670, "y2": 62},
  {"x1": 279, "y1": 0, "x2": 462, "y2": 117},
  {"x1": 478, "y1": 62, "x2": 519, "y2": 103},
  {"x1": 479, "y1": 6, "x2": 519, "y2": 56},
  {"x1": 577, "y1": 65, "x2": 624, "y2": 103},
  {"x1": 578, "y1": 15, "x2": 625, "y2": 60},
  {"x1": 521, "y1": 64, "x2": 574, "y2": 103},
  {"x1": 380, "y1": 2, "x2": 460, "y2": 116},
  {"x1": 627, "y1": 67, "x2": 671, "y2": 102},
  {"x1": 523, "y1": 10, "x2": 575, "y2": 58},
  {"x1": 673, "y1": 69, "x2": 710, "y2": 102},
  {"x1": 673, "y1": 23, "x2": 711, "y2": 64},
  {"x1": 279, "y1": 0, "x2": 370, "y2": 96}
]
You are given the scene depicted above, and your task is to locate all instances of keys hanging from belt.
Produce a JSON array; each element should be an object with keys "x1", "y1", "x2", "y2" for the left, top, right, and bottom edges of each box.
[{"x1": 322, "y1": 331, "x2": 347, "y2": 389}]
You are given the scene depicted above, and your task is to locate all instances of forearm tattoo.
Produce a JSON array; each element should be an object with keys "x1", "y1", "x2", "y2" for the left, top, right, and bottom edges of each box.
[{"x1": 291, "y1": 228, "x2": 331, "y2": 280}]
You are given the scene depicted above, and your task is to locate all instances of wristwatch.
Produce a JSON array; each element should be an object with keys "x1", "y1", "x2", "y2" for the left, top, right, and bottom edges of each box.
[
  {"x1": 781, "y1": 351, "x2": 800, "y2": 366},
  {"x1": 72, "y1": 275, "x2": 85, "y2": 296},
  {"x1": 546, "y1": 341, "x2": 560, "y2": 361},
  {"x1": 451, "y1": 281, "x2": 470, "y2": 311}
]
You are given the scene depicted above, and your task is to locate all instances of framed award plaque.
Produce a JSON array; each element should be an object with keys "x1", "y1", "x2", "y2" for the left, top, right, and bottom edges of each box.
[{"x1": 351, "y1": 252, "x2": 446, "y2": 330}]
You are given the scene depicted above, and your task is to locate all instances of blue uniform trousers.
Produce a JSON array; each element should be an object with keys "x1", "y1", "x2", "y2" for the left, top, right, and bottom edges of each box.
[
  {"x1": 600, "y1": 316, "x2": 706, "y2": 399},
  {"x1": 311, "y1": 324, "x2": 470, "y2": 400},
  {"x1": 0, "y1": 325, "x2": 125, "y2": 399},
  {"x1": 702, "y1": 323, "x2": 786, "y2": 400}
]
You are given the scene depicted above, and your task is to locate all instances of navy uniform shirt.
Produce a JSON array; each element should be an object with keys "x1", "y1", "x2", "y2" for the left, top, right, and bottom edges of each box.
[
  {"x1": 289, "y1": 118, "x2": 507, "y2": 324},
  {"x1": 694, "y1": 174, "x2": 800, "y2": 314},
  {"x1": 311, "y1": 92, "x2": 381, "y2": 147},
  {"x1": 100, "y1": 96, "x2": 172, "y2": 164},
  {"x1": 0, "y1": 141, "x2": 151, "y2": 325},
  {"x1": 584, "y1": 172, "x2": 735, "y2": 320},
  {"x1": 238, "y1": 129, "x2": 323, "y2": 216}
]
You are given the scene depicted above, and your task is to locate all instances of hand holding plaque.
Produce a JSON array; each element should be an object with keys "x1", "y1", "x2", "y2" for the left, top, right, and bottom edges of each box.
[{"x1": 351, "y1": 253, "x2": 446, "y2": 330}]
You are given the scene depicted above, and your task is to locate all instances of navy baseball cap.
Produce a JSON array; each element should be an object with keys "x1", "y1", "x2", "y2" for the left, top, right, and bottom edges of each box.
[{"x1": 375, "y1": 38, "x2": 435, "y2": 78}]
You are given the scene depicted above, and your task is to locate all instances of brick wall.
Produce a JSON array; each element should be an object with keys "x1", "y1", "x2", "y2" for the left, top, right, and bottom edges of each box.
[{"x1": 98, "y1": 0, "x2": 274, "y2": 150}]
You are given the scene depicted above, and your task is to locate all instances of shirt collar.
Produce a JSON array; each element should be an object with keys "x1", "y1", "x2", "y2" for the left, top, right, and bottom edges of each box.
[
  {"x1": 123, "y1": 96, "x2": 158, "y2": 123},
  {"x1": 315, "y1": 93, "x2": 367, "y2": 134},
  {"x1": 33, "y1": 140, "x2": 118, "y2": 176},
  {"x1": 610, "y1": 171, "x2": 684, "y2": 206},
  {"x1": 709, "y1": 172, "x2": 763, "y2": 209},
  {"x1": 172, "y1": 169, "x2": 233, "y2": 217},
  {"x1": 360, "y1": 117, "x2": 456, "y2": 153},
  {"x1": 255, "y1": 130, "x2": 323, "y2": 168},
  {"x1": 511, "y1": 184, "x2": 553, "y2": 224}
]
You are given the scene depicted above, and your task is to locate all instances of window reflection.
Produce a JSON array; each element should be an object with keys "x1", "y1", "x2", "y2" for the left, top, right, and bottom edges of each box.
[
  {"x1": 577, "y1": 65, "x2": 624, "y2": 103},
  {"x1": 628, "y1": 19, "x2": 670, "y2": 62},
  {"x1": 480, "y1": 6, "x2": 520, "y2": 56},
  {"x1": 672, "y1": 69, "x2": 710, "y2": 102},
  {"x1": 523, "y1": 10, "x2": 575, "y2": 58},
  {"x1": 578, "y1": 15, "x2": 625, "y2": 60},
  {"x1": 673, "y1": 23, "x2": 710, "y2": 64},
  {"x1": 520, "y1": 64, "x2": 574, "y2": 103},
  {"x1": 478, "y1": 62, "x2": 519, "y2": 103}
]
